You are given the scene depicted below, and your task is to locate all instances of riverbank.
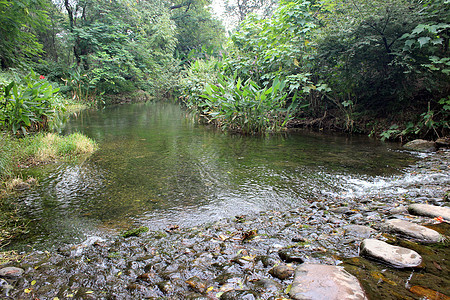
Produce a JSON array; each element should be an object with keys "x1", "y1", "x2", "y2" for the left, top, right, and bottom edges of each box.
[{"x1": 0, "y1": 149, "x2": 448, "y2": 299}]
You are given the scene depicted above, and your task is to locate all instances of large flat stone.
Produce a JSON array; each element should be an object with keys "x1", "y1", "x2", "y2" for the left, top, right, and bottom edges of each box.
[
  {"x1": 408, "y1": 204, "x2": 450, "y2": 221},
  {"x1": 360, "y1": 239, "x2": 422, "y2": 268},
  {"x1": 383, "y1": 219, "x2": 442, "y2": 243},
  {"x1": 289, "y1": 264, "x2": 367, "y2": 300}
]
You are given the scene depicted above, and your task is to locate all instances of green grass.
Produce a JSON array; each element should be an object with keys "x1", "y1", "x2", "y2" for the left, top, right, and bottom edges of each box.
[
  {"x1": 19, "y1": 132, "x2": 98, "y2": 163},
  {"x1": 0, "y1": 132, "x2": 97, "y2": 195},
  {"x1": 0, "y1": 131, "x2": 97, "y2": 249}
]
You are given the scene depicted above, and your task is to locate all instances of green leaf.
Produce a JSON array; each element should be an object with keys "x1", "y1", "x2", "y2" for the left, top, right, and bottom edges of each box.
[
  {"x1": 417, "y1": 37, "x2": 431, "y2": 47},
  {"x1": 412, "y1": 24, "x2": 426, "y2": 35},
  {"x1": 404, "y1": 39, "x2": 415, "y2": 48}
]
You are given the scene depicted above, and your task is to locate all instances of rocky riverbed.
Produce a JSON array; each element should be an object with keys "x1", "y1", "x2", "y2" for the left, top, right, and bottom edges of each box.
[{"x1": 1, "y1": 150, "x2": 449, "y2": 299}]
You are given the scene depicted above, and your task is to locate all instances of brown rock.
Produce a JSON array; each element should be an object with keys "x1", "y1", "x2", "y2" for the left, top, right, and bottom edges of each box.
[{"x1": 269, "y1": 264, "x2": 295, "y2": 280}]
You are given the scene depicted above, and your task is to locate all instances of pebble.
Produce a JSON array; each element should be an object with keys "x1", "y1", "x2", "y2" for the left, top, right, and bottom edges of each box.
[
  {"x1": 0, "y1": 267, "x2": 24, "y2": 279},
  {"x1": 278, "y1": 248, "x2": 305, "y2": 263},
  {"x1": 388, "y1": 206, "x2": 408, "y2": 214},
  {"x1": 289, "y1": 264, "x2": 367, "y2": 300},
  {"x1": 360, "y1": 239, "x2": 422, "y2": 268}
]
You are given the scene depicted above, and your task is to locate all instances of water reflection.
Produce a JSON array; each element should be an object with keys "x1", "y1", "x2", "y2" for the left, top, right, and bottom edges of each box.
[{"x1": 12, "y1": 102, "x2": 417, "y2": 249}]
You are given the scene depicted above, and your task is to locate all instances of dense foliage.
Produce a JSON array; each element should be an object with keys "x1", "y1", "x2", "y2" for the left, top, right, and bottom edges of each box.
[
  {"x1": 0, "y1": 70, "x2": 61, "y2": 134},
  {"x1": 0, "y1": 0, "x2": 225, "y2": 102},
  {"x1": 0, "y1": 0, "x2": 448, "y2": 139},
  {"x1": 0, "y1": 0, "x2": 49, "y2": 68},
  {"x1": 180, "y1": 0, "x2": 449, "y2": 137}
]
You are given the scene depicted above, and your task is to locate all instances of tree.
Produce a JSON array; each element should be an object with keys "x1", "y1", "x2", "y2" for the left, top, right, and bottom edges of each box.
[
  {"x1": 54, "y1": 0, "x2": 179, "y2": 96},
  {"x1": 224, "y1": 0, "x2": 278, "y2": 26},
  {"x1": 170, "y1": 0, "x2": 226, "y2": 58},
  {"x1": 0, "y1": 0, "x2": 50, "y2": 68}
]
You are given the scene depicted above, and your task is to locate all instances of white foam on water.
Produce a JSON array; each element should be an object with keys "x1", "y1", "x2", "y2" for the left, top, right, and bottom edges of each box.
[{"x1": 330, "y1": 170, "x2": 450, "y2": 199}]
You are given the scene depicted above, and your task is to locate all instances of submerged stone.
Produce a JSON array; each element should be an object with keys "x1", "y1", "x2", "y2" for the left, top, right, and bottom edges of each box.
[
  {"x1": 388, "y1": 206, "x2": 408, "y2": 215},
  {"x1": 343, "y1": 225, "x2": 376, "y2": 238},
  {"x1": 289, "y1": 264, "x2": 367, "y2": 300},
  {"x1": 383, "y1": 219, "x2": 442, "y2": 243},
  {"x1": 278, "y1": 248, "x2": 304, "y2": 263},
  {"x1": 221, "y1": 290, "x2": 258, "y2": 300},
  {"x1": 360, "y1": 239, "x2": 422, "y2": 268},
  {"x1": 409, "y1": 285, "x2": 450, "y2": 300},
  {"x1": 408, "y1": 204, "x2": 450, "y2": 221},
  {"x1": 186, "y1": 276, "x2": 207, "y2": 293},
  {"x1": 403, "y1": 139, "x2": 436, "y2": 152}
]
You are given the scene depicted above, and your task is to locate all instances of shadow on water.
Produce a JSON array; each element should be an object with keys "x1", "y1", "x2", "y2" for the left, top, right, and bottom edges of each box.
[{"x1": 9, "y1": 101, "x2": 418, "y2": 250}]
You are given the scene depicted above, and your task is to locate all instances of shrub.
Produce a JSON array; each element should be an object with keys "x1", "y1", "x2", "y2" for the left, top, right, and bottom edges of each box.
[
  {"x1": 179, "y1": 58, "x2": 222, "y2": 109},
  {"x1": 199, "y1": 74, "x2": 295, "y2": 134},
  {"x1": 0, "y1": 70, "x2": 61, "y2": 135}
]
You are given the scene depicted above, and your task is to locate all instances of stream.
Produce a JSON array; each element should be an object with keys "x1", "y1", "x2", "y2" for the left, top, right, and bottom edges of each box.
[
  {"x1": 10, "y1": 101, "x2": 420, "y2": 250},
  {"x1": 1, "y1": 101, "x2": 449, "y2": 299}
]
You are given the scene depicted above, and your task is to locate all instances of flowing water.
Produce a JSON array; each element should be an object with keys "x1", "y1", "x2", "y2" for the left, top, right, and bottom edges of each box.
[{"x1": 10, "y1": 102, "x2": 422, "y2": 250}]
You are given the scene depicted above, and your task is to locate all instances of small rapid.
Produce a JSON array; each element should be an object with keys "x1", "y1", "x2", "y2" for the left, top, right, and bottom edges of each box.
[{"x1": 331, "y1": 150, "x2": 449, "y2": 200}]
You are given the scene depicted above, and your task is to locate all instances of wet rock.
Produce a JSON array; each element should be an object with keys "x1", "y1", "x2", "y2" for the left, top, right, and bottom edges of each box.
[
  {"x1": 278, "y1": 248, "x2": 305, "y2": 263},
  {"x1": 360, "y1": 239, "x2": 422, "y2": 268},
  {"x1": 157, "y1": 280, "x2": 176, "y2": 294},
  {"x1": 408, "y1": 204, "x2": 450, "y2": 221},
  {"x1": 348, "y1": 213, "x2": 364, "y2": 222},
  {"x1": 383, "y1": 219, "x2": 443, "y2": 243},
  {"x1": 58, "y1": 236, "x2": 105, "y2": 257},
  {"x1": 269, "y1": 264, "x2": 295, "y2": 280},
  {"x1": 403, "y1": 139, "x2": 437, "y2": 152},
  {"x1": 137, "y1": 272, "x2": 157, "y2": 283},
  {"x1": 343, "y1": 225, "x2": 376, "y2": 238},
  {"x1": 186, "y1": 276, "x2": 207, "y2": 293},
  {"x1": 292, "y1": 235, "x2": 307, "y2": 243},
  {"x1": 0, "y1": 267, "x2": 24, "y2": 279},
  {"x1": 257, "y1": 255, "x2": 278, "y2": 268},
  {"x1": 221, "y1": 290, "x2": 258, "y2": 300},
  {"x1": 253, "y1": 278, "x2": 281, "y2": 293},
  {"x1": 289, "y1": 264, "x2": 367, "y2": 300},
  {"x1": 0, "y1": 278, "x2": 14, "y2": 296},
  {"x1": 435, "y1": 137, "x2": 450, "y2": 148},
  {"x1": 388, "y1": 206, "x2": 408, "y2": 215},
  {"x1": 409, "y1": 285, "x2": 450, "y2": 300},
  {"x1": 330, "y1": 207, "x2": 350, "y2": 214}
]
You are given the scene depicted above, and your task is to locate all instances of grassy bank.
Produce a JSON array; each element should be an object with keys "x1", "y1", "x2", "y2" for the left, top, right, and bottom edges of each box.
[{"x1": 0, "y1": 132, "x2": 97, "y2": 247}]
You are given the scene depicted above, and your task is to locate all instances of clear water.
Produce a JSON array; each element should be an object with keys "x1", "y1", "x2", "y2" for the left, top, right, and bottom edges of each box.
[{"x1": 12, "y1": 102, "x2": 419, "y2": 249}]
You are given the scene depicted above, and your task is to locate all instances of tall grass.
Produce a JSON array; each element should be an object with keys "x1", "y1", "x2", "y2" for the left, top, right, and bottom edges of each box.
[
  {"x1": 21, "y1": 132, "x2": 97, "y2": 162},
  {"x1": 0, "y1": 132, "x2": 97, "y2": 180}
]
